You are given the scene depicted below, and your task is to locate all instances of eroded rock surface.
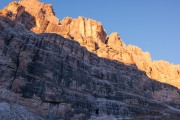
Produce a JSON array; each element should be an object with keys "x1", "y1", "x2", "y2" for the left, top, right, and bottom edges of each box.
[
  {"x1": 0, "y1": 0, "x2": 180, "y2": 120},
  {"x1": 0, "y1": 102, "x2": 42, "y2": 120},
  {"x1": 17, "y1": 0, "x2": 180, "y2": 88},
  {"x1": 1, "y1": 0, "x2": 179, "y2": 90}
]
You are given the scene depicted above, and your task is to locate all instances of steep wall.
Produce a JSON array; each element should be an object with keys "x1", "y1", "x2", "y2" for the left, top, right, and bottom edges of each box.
[
  {"x1": 0, "y1": 0, "x2": 180, "y2": 119},
  {"x1": 8, "y1": 0, "x2": 179, "y2": 89}
]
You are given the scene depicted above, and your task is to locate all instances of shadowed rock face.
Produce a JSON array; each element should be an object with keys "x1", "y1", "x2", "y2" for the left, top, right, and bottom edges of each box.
[
  {"x1": 0, "y1": 102, "x2": 42, "y2": 119},
  {"x1": 0, "y1": 0, "x2": 180, "y2": 120},
  {"x1": 5, "y1": 0, "x2": 178, "y2": 89}
]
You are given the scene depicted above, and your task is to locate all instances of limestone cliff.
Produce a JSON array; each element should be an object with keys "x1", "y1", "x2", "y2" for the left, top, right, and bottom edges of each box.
[
  {"x1": 3, "y1": 0, "x2": 178, "y2": 89},
  {"x1": 0, "y1": 0, "x2": 180, "y2": 119}
]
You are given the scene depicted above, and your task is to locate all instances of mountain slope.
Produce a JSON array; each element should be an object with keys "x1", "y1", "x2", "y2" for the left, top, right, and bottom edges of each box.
[{"x1": 0, "y1": 0, "x2": 180, "y2": 119}]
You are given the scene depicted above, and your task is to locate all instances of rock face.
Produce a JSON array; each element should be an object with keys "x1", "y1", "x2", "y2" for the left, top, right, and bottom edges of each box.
[
  {"x1": 60, "y1": 17, "x2": 107, "y2": 51},
  {"x1": 0, "y1": 102, "x2": 42, "y2": 120},
  {"x1": 0, "y1": 0, "x2": 180, "y2": 120},
  {"x1": 1, "y1": 0, "x2": 179, "y2": 90}
]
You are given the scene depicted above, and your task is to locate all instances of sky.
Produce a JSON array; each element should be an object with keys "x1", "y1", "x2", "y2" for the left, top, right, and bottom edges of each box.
[{"x1": 1, "y1": 0, "x2": 180, "y2": 64}]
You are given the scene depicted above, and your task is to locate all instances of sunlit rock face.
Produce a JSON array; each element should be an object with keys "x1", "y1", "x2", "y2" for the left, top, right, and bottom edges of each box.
[
  {"x1": 0, "y1": 0, "x2": 180, "y2": 119},
  {"x1": 60, "y1": 16, "x2": 107, "y2": 51},
  {"x1": 2, "y1": 0, "x2": 180, "y2": 90}
]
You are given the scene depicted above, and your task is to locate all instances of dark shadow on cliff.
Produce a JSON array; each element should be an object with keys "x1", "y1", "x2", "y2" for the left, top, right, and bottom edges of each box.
[
  {"x1": 0, "y1": 11, "x2": 36, "y2": 31},
  {"x1": 0, "y1": 14, "x2": 179, "y2": 102},
  {"x1": 1, "y1": 15, "x2": 180, "y2": 119},
  {"x1": 37, "y1": 32, "x2": 180, "y2": 97}
]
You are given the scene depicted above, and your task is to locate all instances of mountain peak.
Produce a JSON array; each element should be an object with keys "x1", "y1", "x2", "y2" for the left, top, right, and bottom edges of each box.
[{"x1": 19, "y1": 0, "x2": 58, "y2": 23}]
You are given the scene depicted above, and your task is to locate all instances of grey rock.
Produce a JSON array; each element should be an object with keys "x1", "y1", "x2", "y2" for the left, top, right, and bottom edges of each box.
[
  {"x1": 0, "y1": 1, "x2": 180, "y2": 120},
  {"x1": 0, "y1": 102, "x2": 41, "y2": 120}
]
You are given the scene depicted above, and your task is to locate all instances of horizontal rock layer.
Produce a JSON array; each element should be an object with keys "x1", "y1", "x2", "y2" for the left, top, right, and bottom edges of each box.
[
  {"x1": 2, "y1": 0, "x2": 178, "y2": 89},
  {"x1": 0, "y1": 0, "x2": 180, "y2": 119}
]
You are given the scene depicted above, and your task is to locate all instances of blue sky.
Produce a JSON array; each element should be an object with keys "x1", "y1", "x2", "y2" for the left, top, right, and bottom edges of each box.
[{"x1": 1, "y1": 0, "x2": 180, "y2": 64}]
